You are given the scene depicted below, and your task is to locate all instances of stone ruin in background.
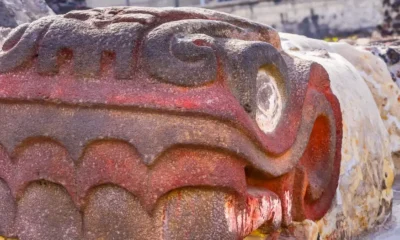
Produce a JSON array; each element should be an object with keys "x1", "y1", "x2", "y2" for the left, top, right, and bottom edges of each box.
[
  {"x1": 0, "y1": 0, "x2": 54, "y2": 28},
  {"x1": 380, "y1": 0, "x2": 400, "y2": 36}
]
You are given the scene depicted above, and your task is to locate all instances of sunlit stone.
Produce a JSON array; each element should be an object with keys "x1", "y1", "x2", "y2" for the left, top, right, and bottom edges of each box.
[{"x1": 256, "y1": 70, "x2": 283, "y2": 133}]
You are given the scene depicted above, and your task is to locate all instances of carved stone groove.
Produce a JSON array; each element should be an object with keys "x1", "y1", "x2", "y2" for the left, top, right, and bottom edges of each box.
[{"x1": 0, "y1": 7, "x2": 342, "y2": 239}]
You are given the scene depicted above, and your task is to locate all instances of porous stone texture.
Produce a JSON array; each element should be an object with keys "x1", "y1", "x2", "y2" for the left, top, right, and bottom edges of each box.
[
  {"x1": 368, "y1": 43, "x2": 400, "y2": 88},
  {"x1": 323, "y1": 37, "x2": 400, "y2": 176},
  {"x1": 336, "y1": 43, "x2": 400, "y2": 175},
  {"x1": 280, "y1": 33, "x2": 395, "y2": 239},
  {"x1": 0, "y1": 5, "x2": 396, "y2": 239},
  {"x1": 361, "y1": 42, "x2": 400, "y2": 175},
  {"x1": 0, "y1": 0, "x2": 54, "y2": 28},
  {"x1": 0, "y1": 27, "x2": 11, "y2": 50},
  {"x1": 0, "y1": 7, "x2": 343, "y2": 240}
]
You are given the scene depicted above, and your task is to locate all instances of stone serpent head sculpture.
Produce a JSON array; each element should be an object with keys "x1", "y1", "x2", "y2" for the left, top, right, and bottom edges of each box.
[{"x1": 0, "y1": 7, "x2": 342, "y2": 240}]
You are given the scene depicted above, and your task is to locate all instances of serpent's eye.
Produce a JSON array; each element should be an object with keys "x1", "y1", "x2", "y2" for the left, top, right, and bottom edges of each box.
[{"x1": 255, "y1": 69, "x2": 283, "y2": 133}]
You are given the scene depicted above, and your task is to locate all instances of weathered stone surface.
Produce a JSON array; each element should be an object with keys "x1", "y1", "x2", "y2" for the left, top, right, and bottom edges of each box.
[
  {"x1": 0, "y1": 0, "x2": 54, "y2": 28},
  {"x1": 156, "y1": 188, "x2": 238, "y2": 240},
  {"x1": 327, "y1": 38, "x2": 400, "y2": 176},
  {"x1": 0, "y1": 28, "x2": 11, "y2": 49},
  {"x1": 280, "y1": 33, "x2": 394, "y2": 239},
  {"x1": 15, "y1": 182, "x2": 82, "y2": 240},
  {"x1": 0, "y1": 7, "x2": 342, "y2": 239},
  {"x1": 315, "y1": 38, "x2": 400, "y2": 176},
  {"x1": 0, "y1": 1, "x2": 16, "y2": 28},
  {"x1": 0, "y1": 179, "x2": 15, "y2": 236},
  {"x1": 364, "y1": 177, "x2": 400, "y2": 239},
  {"x1": 335, "y1": 43, "x2": 400, "y2": 176},
  {"x1": 83, "y1": 185, "x2": 154, "y2": 239}
]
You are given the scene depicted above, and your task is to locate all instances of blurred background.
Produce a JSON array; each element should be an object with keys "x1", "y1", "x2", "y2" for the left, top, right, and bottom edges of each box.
[{"x1": 0, "y1": 0, "x2": 398, "y2": 40}]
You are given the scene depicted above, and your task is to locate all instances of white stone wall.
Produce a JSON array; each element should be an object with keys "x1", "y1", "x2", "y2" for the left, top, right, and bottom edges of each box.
[
  {"x1": 85, "y1": 0, "x2": 135, "y2": 7},
  {"x1": 210, "y1": 0, "x2": 383, "y2": 38},
  {"x1": 85, "y1": 0, "x2": 202, "y2": 7}
]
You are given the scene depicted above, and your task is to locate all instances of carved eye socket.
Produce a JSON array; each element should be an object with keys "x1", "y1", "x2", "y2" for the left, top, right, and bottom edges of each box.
[{"x1": 255, "y1": 69, "x2": 283, "y2": 133}]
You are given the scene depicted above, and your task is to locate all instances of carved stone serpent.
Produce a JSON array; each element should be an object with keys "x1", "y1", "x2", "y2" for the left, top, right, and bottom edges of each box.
[{"x1": 0, "y1": 7, "x2": 342, "y2": 240}]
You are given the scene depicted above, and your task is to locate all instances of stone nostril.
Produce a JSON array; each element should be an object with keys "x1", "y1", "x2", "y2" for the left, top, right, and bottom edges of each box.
[{"x1": 243, "y1": 103, "x2": 252, "y2": 113}]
